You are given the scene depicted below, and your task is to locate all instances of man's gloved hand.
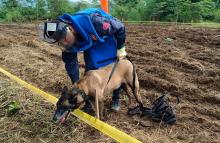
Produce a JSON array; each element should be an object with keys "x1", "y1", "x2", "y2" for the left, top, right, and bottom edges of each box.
[{"x1": 117, "y1": 46, "x2": 127, "y2": 60}]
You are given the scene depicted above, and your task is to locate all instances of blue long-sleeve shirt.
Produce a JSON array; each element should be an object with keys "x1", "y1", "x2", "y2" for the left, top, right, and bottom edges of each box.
[{"x1": 62, "y1": 13, "x2": 126, "y2": 83}]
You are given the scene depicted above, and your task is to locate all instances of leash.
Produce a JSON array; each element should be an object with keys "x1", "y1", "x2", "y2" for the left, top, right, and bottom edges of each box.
[
  {"x1": 105, "y1": 56, "x2": 135, "y2": 88},
  {"x1": 106, "y1": 58, "x2": 119, "y2": 86},
  {"x1": 126, "y1": 56, "x2": 144, "y2": 107},
  {"x1": 104, "y1": 56, "x2": 136, "y2": 97}
]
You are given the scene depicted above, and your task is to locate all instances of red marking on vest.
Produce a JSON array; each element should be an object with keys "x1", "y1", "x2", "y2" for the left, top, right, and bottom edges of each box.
[
  {"x1": 91, "y1": 34, "x2": 97, "y2": 41},
  {"x1": 103, "y1": 22, "x2": 110, "y2": 30}
]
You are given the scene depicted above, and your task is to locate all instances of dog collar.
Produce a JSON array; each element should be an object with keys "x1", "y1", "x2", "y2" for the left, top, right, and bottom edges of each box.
[
  {"x1": 72, "y1": 87, "x2": 89, "y2": 101},
  {"x1": 77, "y1": 89, "x2": 89, "y2": 101}
]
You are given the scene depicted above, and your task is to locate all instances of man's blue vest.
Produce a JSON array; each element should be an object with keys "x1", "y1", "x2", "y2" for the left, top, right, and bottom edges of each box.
[{"x1": 59, "y1": 8, "x2": 117, "y2": 69}]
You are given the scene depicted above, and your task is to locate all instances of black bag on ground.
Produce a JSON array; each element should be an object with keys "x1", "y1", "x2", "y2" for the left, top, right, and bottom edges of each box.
[{"x1": 128, "y1": 94, "x2": 179, "y2": 125}]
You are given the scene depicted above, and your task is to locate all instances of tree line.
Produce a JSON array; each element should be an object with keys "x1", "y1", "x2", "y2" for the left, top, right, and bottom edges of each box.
[{"x1": 0, "y1": 0, "x2": 219, "y2": 23}]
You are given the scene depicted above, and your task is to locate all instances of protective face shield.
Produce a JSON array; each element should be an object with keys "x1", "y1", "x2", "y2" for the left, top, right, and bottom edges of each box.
[{"x1": 38, "y1": 20, "x2": 68, "y2": 44}]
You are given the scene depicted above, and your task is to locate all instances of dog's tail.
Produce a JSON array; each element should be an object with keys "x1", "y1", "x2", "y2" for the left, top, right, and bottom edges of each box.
[{"x1": 126, "y1": 56, "x2": 143, "y2": 107}]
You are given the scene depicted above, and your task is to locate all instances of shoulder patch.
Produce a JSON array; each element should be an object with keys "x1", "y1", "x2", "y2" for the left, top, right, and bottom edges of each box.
[{"x1": 90, "y1": 34, "x2": 97, "y2": 41}]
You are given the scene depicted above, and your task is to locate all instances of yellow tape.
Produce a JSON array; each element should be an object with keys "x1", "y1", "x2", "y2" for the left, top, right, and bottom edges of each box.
[{"x1": 0, "y1": 67, "x2": 142, "y2": 143}]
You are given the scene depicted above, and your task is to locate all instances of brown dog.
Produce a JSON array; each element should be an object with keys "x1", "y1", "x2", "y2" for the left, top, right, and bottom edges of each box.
[{"x1": 53, "y1": 59, "x2": 143, "y2": 123}]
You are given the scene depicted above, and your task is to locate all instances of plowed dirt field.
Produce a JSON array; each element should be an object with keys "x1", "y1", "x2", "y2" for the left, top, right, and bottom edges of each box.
[{"x1": 0, "y1": 23, "x2": 219, "y2": 143}]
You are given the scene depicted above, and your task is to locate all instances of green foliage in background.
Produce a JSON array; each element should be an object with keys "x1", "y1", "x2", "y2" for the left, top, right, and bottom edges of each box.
[
  {"x1": 0, "y1": 0, "x2": 219, "y2": 23},
  {"x1": 214, "y1": 9, "x2": 220, "y2": 21},
  {"x1": 111, "y1": 0, "x2": 220, "y2": 22},
  {"x1": 0, "y1": 0, "x2": 95, "y2": 22}
]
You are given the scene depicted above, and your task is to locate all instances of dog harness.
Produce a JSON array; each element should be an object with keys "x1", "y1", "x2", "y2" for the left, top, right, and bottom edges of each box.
[{"x1": 72, "y1": 87, "x2": 89, "y2": 101}]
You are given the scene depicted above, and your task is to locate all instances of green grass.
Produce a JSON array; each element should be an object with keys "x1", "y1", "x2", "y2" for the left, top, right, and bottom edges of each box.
[
  {"x1": 123, "y1": 21, "x2": 220, "y2": 28},
  {"x1": 191, "y1": 22, "x2": 220, "y2": 28}
]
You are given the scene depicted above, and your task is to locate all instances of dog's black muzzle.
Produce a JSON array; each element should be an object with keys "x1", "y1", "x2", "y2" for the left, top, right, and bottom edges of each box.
[
  {"x1": 53, "y1": 107, "x2": 72, "y2": 123},
  {"x1": 53, "y1": 104, "x2": 80, "y2": 123}
]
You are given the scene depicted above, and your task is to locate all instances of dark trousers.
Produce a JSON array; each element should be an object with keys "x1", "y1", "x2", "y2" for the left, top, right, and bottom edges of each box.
[{"x1": 112, "y1": 86, "x2": 122, "y2": 102}]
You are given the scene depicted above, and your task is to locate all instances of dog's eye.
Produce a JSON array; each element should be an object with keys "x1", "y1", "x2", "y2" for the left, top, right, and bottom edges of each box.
[{"x1": 69, "y1": 97, "x2": 77, "y2": 104}]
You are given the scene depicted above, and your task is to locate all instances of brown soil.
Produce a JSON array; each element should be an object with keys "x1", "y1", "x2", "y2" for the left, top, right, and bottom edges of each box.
[{"x1": 0, "y1": 23, "x2": 220, "y2": 143}]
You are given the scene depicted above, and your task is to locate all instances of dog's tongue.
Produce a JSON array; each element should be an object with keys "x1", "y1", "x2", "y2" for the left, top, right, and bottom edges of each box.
[
  {"x1": 60, "y1": 116, "x2": 66, "y2": 124},
  {"x1": 59, "y1": 111, "x2": 69, "y2": 124}
]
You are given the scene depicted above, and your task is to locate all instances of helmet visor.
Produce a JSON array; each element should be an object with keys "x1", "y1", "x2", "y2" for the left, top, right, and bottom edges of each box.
[
  {"x1": 38, "y1": 22, "x2": 67, "y2": 44},
  {"x1": 38, "y1": 22, "x2": 57, "y2": 43}
]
